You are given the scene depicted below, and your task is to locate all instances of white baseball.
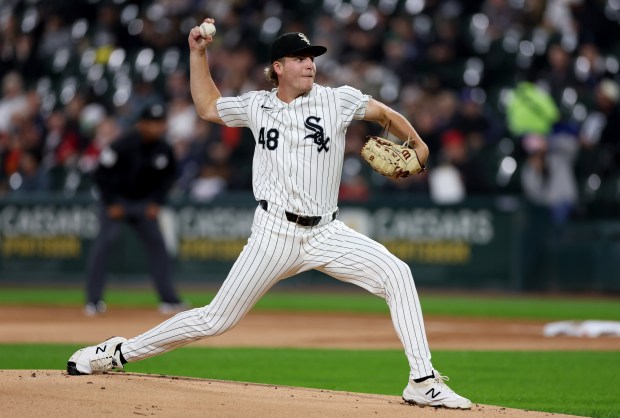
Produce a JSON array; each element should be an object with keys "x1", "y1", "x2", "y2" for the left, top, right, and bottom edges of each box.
[{"x1": 199, "y1": 22, "x2": 216, "y2": 38}]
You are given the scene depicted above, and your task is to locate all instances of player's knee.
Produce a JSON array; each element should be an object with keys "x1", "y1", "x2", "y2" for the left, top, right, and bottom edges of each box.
[
  {"x1": 382, "y1": 259, "x2": 414, "y2": 288},
  {"x1": 196, "y1": 305, "x2": 239, "y2": 337},
  {"x1": 387, "y1": 257, "x2": 412, "y2": 278}
]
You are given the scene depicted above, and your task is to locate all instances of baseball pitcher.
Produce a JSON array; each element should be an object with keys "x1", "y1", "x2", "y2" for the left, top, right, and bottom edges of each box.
[{"x1": 67, "y1": 18, "x2": 472, "y2": 410}]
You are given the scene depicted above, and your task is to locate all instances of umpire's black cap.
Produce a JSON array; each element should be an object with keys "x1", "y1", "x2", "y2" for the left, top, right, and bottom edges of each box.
[
  {"x1": 139, "y1": 103, "x2": 166, "y2": 121},
  {"x1": 270, "y1": 32, "x2": 327, "y2": 62}
]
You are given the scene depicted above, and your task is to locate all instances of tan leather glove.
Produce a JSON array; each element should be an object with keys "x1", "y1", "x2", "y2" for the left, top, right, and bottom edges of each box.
[{"x1": 361, "y1": 136, "x2": 425, "y2": 179}]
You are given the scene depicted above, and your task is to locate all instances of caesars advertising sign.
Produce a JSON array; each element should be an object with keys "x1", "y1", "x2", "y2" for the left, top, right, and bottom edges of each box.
[
  {"x1": 0, "y1": 199, "x2": 510, "y2": 279},
  {"x1": 323, "y1": 207, "x2": 495, "y2": 265},
  {"x1": 0, "y1": 205, "x2": 98, "y2": 258}
]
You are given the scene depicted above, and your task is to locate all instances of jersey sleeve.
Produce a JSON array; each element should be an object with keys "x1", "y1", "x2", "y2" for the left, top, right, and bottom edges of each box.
[
  {"x1": 216, "y1": 91, "x2": 257, "y2": 128},
  {"x1": 337, "y1": 85, "x2": 370, "y2": 126}
]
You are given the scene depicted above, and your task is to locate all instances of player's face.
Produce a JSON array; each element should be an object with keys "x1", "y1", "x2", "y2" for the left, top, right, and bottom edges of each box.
[{"x1": 279, "y1": 55, "x2": 316, "y2": 93}]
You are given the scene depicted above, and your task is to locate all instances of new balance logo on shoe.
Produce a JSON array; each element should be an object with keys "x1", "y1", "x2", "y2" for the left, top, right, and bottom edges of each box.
[
  {"x1": 95, "y1": 345, "x2": 106, "y2": 354},
  {"x1": 403, "y1": 370, "x2": 472, "y2": 409},
  {"x1": 425, "y1": 388, "x2": 441, "y2": 399}
]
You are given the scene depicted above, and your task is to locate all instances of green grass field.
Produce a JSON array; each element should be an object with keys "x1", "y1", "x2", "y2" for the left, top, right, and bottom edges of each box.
[
  {"x1": 1, "y1": 288, "x2": 619, "y2": 417},
  {"x1": 1, "y1": 287, "x2": 619, "y2": 320}
]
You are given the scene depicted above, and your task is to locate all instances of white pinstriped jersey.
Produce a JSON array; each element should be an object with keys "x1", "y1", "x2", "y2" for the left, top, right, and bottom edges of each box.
[{"x1": 217, "y1": 84, "x2": 369, "y2": 216}]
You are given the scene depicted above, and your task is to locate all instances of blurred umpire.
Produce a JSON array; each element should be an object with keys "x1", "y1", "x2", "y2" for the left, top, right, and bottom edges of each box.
[{"x1": 85, "y1": 103, "x2": 184, "y2": 316}]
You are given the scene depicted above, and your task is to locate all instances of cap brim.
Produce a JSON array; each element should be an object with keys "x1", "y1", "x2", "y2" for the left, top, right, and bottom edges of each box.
[{"x1": 277, "y1": 45, "x2": 327, "y2": 61}]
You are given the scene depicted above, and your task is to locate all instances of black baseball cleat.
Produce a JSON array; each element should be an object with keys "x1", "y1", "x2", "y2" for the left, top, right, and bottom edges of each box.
[{"x1": 66, "y1": 361, "x2": 83, "y2": 376}]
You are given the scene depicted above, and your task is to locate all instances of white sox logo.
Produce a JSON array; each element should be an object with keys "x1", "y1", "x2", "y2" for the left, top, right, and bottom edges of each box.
[
  {"x1": 298, "y1": 33, "x2": 311, "y2": 45},
  {"x1": 304, "y1": 116, "x2": 330, "y2": 152}
]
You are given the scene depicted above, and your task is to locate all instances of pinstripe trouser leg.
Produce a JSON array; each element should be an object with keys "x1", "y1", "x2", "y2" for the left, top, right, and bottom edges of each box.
[
  {"x1": 307, "y1": 220, "x2": 433, "y2": 380},
  {"x1": 121, "y1": 206, "x2": 304, "y2": 361},
  {"x1": 121, "y1": 208, "x2": 434, "y2": 380}
]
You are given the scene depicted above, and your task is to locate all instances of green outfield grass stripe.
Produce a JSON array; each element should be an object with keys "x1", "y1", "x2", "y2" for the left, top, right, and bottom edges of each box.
[
  {"x1": 0, "y1": 288, "x2": 619, "y2": 320},
  {"x1": 0, "y1": 345, "x2": 617, "y2": 417}
]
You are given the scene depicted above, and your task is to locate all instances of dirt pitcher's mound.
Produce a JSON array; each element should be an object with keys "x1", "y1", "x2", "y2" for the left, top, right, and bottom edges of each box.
[{"x1": 1, "y1": 370, "x2": 578, "y2": 418}]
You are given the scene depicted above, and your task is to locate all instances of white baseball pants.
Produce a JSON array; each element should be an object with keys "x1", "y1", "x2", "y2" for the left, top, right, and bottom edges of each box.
[{"x1": 121, "y1": 203, "x2": 434, "y2": 379}]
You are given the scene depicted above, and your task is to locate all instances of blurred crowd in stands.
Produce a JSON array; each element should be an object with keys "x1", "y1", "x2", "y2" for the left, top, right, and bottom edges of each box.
[{"x1": 1, "y1": 0, "x2": 620, "y2": 222}]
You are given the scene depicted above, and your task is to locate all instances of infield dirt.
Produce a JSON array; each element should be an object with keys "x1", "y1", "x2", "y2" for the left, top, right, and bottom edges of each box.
[{"x1": 1, "y1": 370, "x2": 580, "y2": 418}]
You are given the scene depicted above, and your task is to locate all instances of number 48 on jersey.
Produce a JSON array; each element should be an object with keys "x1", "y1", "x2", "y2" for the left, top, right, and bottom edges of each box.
[{"x1": 258, "y1": 127, "x2": 279, "y2": 150}]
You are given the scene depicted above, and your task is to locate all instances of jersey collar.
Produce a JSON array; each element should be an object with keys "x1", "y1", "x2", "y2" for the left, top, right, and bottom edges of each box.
[{"x1": 270, "y1": 84, "x2": 317, "y2": 108}]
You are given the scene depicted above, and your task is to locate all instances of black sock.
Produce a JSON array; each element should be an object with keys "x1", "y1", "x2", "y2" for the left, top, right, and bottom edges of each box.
[
  {"x1": 116, "y1": 343, "x2": 127, "y2": 365},
  {"x1": 413, "y1": 371, "x2": 435, "y2": 383}
]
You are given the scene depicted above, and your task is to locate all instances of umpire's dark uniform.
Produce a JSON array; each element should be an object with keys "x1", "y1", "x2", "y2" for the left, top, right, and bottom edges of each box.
[{"x1": 86, "y1": 103, "x2": 182, "y2": 311}]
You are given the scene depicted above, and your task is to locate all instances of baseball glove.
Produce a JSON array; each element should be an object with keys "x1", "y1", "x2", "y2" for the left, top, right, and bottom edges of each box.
[{"x1": 361, "y1": 136, "x2": 426, "y2": 179}]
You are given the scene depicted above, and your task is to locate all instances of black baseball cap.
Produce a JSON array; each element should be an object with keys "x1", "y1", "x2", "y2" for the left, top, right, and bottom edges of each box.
[
  {"x1": 140, "y1": 103, "x2": 166, "y2": 121},
  {"x1": 270, "y1": 32, "x2": 327, "y2": 62}
]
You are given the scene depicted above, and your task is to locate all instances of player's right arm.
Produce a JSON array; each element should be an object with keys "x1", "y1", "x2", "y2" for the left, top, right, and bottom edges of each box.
[{"x1": 189, "y1": 18, "x2": 224, "y2": 124}]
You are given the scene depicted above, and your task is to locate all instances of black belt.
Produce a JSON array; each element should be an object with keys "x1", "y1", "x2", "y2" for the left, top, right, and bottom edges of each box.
[{"x1": 259, "y1": 200, "x2": 337, "y2": 227}]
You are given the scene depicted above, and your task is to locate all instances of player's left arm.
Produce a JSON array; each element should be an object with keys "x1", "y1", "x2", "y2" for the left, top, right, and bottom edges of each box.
[{"x1": 363, "y1": 98, "x2": 429, "y2": 165}]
